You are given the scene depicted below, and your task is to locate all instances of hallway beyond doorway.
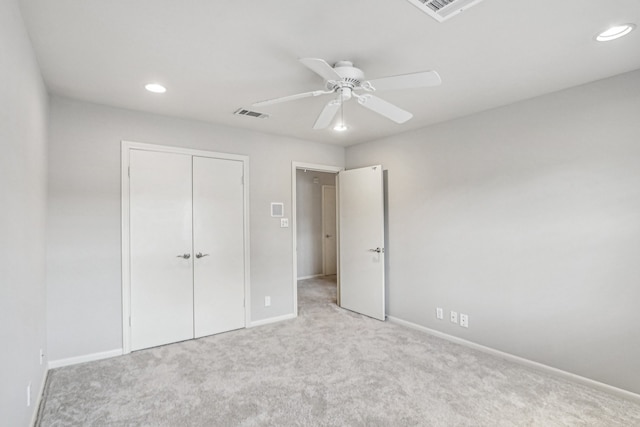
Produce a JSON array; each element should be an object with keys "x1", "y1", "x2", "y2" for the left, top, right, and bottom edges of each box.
[{"x1": 297, "y1": 275, "x2": 337, "y2": 312}]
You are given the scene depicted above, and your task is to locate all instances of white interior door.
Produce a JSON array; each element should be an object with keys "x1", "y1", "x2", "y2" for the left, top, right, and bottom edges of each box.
[
  {"x1": 193, "y1": 156, "x2": 245, "y2": 337},
  {"x1": 338, "y1": 165, "x2": 385, "y2": 321},
  {"x1": 129, "y1": 149, "x2": 194, "y2": 350},
  {"x1": 322, "y1": 185, "x2": 337, "y2": 275}
]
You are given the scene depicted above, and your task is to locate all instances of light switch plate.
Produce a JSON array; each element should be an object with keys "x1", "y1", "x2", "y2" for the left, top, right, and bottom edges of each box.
[{"x1": 280, "y1": 218, "x2": 289, "y2": 228}]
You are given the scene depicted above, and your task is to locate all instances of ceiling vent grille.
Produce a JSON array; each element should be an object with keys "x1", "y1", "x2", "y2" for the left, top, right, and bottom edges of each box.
[
  {"x1": 234, "y1": 108, "x2": 269, "y2": 119},
  {"x1": 405, "y1": 0, "x2": 485, "y2": 22}
]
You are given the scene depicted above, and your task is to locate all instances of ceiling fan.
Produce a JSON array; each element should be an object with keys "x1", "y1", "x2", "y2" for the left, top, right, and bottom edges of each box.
[{"x1": 253, "y1": 58, "x2": 442, "y2": 130}]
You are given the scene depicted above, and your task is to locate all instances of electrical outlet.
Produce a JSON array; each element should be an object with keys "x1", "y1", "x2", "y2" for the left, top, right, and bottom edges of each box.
[
  {"x1": 40, "y1": 349, "x2": 44, "y2": 365},
  {"x1": 460, "y1": 313, "x2": 469, "y2": 328},
  {"x1": 450, "y1": 311, "x2": 458, "y2": 324},
  {"x1": 265, "y1": 296, "x2": 271, "y2": 307},
  {"x1": 27, "y1": 382, "x2": 31, "y2": 407},
  {"x1": 436, "y1": 307, "x2": 444, "y2": 320}
]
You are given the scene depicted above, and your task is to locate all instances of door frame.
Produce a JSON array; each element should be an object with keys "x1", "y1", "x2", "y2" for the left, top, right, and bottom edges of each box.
[
  {"x1": 121, "y1": 140, "x2": 251, "y2": 354},
  {"x1": 291, "y1": 162, "x2": 343, "y2": 317}
]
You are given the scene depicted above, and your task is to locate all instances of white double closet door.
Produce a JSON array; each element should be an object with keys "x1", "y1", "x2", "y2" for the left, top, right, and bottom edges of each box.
[{"x1": 129, "y1": 149, "x2": 245, "y2": 351}]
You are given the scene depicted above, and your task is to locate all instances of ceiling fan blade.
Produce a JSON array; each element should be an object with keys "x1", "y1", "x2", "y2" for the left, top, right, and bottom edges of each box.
[
  {"x1": 313, "y1": 100, "x2": 341, "y2": 130},
  {"x1": 366, "y1": 70, "x2": 441, "y2": 91},
  {"x1": 356, "y1": 94, "x2": 413, "y2": 124},
  {"x1": 299, "y1": 58, "x2": 342, "y2": 82},
  {"x1": 253, "y1": 90, "x2": 330, "y2": 107}
]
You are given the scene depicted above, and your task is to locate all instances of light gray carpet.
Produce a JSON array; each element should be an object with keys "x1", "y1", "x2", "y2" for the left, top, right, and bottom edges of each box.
[{"x1": 37, "y1": 275, "x2": 640, "y2": 426}]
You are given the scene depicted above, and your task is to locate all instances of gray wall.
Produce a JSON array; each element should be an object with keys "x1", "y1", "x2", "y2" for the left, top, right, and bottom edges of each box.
[
  {"x1": 0, "y1": 0, "x2": 49, "y2": 424},
  {"x1": 346, "y1": 70, "x2": 640, "y2": 394},
  {"x1": 296, "y1": 170, "x2": 336, "y2": 278},
  {"x1": 47, "y1": 96, "x2": 344, "y2": 362}
]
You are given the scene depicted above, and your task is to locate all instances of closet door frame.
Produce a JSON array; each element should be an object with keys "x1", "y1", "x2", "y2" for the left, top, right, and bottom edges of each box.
[{"x1": 121, "y1": 140, "x2": 251, "y2": 354}]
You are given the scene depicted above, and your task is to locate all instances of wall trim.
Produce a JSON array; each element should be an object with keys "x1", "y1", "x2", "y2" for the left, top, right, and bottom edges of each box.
[
  {"x1": 387, "y1": 316, "x2": 640, "y2": 404},
  {"x1": 30, "y1": 368, "x2": 49, "y2": 427},
  {"x1": 249, "y1": 313, "x2": 296, "y2": 328},
  {"x1": 48, "y1": 349, "x2": 123, "y2": 370}
]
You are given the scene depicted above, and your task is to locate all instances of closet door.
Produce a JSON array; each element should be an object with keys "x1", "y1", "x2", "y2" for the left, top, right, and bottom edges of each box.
[
  {"x1": 193, "y1": 156, "x2": 246, "y2": 337},
  {"x1": 129, "y1": 150, "x2": 194, "y2": 350}
]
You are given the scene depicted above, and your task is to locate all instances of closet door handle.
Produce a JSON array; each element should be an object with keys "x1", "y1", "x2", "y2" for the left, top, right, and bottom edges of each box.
[
  {"x1": 177, "y1": 253, "x2": 191, "y2": 259},
  {"x1": 195, "y1": 252, "x2": 210, "y2": 259}
]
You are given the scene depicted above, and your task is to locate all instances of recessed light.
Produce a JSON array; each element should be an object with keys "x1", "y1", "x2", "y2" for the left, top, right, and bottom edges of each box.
[
  {"x1": 145, "y1": 83, "x2": 166, "y2": 93},
  {"x1": 595, "y1": 24, "x2": 635, "y2": 42}
]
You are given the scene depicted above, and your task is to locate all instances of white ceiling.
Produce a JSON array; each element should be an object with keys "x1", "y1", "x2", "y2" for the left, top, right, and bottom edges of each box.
[{"x1": 19, "y1": 0, "x2": 640, "y2": 146}]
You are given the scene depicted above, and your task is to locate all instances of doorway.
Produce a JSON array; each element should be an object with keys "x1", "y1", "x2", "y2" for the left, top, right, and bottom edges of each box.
[
  {"x1": 292, "y1": 162, "x2": 342, "y2": 316},
  {"x1": 295, "y1": 169, "x2": 337, "y2": 279},
  {"x1": 292, "y1": 162, "x2": 387, "y2": 321}
]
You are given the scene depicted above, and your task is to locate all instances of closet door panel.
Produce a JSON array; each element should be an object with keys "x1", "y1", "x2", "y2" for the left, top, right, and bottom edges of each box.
[
  {"x1": 130, "y1": 150, "x2": 194, "y2": 350},
  {"x1": 193, "y1": 156, "x2": 245, "y2": 337}
]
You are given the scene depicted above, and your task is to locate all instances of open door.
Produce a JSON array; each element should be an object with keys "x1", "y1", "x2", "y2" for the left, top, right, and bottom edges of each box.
[{"x1": 338, "y1": 165, "x2": 385, "y2": 321}]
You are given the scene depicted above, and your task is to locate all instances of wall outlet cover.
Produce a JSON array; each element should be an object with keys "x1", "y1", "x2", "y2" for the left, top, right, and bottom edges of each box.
[
  {"x1": 436, "y1": 307, "x2": 444, "y2": 320},
  {"x1": 450, "y1": 311, "x2": 458, "y2": 323},
  {"x1": 460, "y1": 313, "x2": 469, "y2": 328}
]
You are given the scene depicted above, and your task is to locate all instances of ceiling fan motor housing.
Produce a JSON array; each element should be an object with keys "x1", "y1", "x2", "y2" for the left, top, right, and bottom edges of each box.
[{"x1": 326, "y1": 61, "x2": 365, "y2": 94}]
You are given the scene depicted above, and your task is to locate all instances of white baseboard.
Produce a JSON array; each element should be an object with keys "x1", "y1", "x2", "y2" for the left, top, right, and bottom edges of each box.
[
  {"x1": 48, "y1": 348, "x2": 123, "y2": 370},
  {"x1": 250, "y1": 313, "x2": 296, "y2": 328},
  {"x1": 30, "y1": 367, "x2": 49, "y2": 427},
  {"x1": 297, "y1": 274, "x2": 324, "y2": 280},
  {"x1": 387, "y1": 316, "x2": 640, "y2": 404}
]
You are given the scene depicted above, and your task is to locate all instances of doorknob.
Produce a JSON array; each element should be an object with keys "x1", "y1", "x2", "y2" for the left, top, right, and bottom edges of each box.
[
  {"x1": 195, "y1": 252, "x2": 210, "y2": 259},
  {"x1": 326, "y1": 234, "x2": 333, "y2": 238},
  {"x1": 176, "y1": 253, "x2": 191, "y2": 259},
  {"x1": 368, "y1": 247, "x2": 384, "y2": 253}
]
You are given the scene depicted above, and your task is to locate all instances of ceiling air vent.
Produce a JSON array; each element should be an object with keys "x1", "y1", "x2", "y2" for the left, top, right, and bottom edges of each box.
[
  {"x1": 406, "y1": 0, "x2": 485, "y2": 22},
  {"x1": 234, "y1": 108, "x2": 269, "y2": 119}
]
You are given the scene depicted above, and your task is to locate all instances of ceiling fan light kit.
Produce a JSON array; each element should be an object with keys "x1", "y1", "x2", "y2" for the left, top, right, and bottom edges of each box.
[
  {"x1": 333, "y1": 123, "x2": 347, "y2": 132},
  {"x1": 253, "y1": 58, "x2": 441, "y2": 132}
]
